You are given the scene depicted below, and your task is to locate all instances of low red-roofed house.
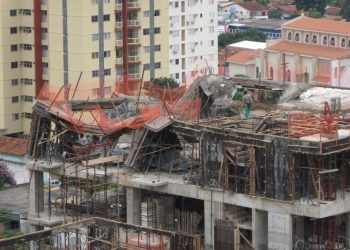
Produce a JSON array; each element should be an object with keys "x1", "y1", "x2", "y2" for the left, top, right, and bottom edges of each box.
[
  {"x1": 226, "y1": 50, "x2": 261, "y2": 77},
  {"x1": 234, "y1": 1, "x2": 269, "y2": 20}
]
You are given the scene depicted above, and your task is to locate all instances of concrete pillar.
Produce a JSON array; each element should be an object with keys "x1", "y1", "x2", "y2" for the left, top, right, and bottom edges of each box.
[
  {"x1": 204, "y1": 199, "x2": 224, "y2": 250},
  {"x1": 346, "y1": 213, "x2": 350, "y2": 248},
  {"x1": 268, "y1": 212, "x2": 293, "y2": 250},
  {"x1": 126, "y1": 187, "x2": 142, "y2": 225},
  {"x1": 29, "y1": 170, "x2": 44, "y2": 215},
  {"x1": 252, "y1": 209, "x2": 267, "y2": 250}
]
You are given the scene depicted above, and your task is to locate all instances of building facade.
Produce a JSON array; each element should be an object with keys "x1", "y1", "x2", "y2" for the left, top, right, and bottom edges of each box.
[
  {"x1": 0, "y1": 0, "x2": 218, "y2": 135},
  {"x1": 227, "y1": 15, "x2": 350, "y2": 87}
]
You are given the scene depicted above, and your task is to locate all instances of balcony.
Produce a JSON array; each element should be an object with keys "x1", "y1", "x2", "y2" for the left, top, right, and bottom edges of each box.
[
  {"x1": 116, "y1": 38, "x2": 140, "y2": 48},
  {"x1": 115, "y1": 20, "x2": 141, "y2": 31},
  {"x1": 115, "y1": 56, "x2": 141, "y2": 67},
  {"x1": 115, "y1": 1, "x2": 141, "y2": 12}
]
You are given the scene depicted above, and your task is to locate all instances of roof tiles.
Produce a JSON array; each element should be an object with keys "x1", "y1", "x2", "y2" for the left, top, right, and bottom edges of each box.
[
  {"x1": 226, "y1": 50, "x2": 261, "y2": 64},
  {"x1": 284, "y1": 16, "x2": 350, "y2": 35},
  {"x1": 266, "y1": 41, "x2": 350, "y2": 59},
  {"x1": 0, "y1": 136, "x2": 28, "y2": 157}
]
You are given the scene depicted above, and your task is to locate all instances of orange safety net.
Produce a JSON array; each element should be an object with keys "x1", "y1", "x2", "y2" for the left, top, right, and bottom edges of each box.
[
  {"x1": 36, "y1": 62, "x2": 210, "y2": 135},
  {"x1": 288, "y1": 113, "x2": 339, "y2": 139}
]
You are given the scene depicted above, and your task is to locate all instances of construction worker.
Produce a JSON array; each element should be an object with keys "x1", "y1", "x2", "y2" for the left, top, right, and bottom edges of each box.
[{"x1": 242, "y1": 88, "x2": 253, "y2": 119}]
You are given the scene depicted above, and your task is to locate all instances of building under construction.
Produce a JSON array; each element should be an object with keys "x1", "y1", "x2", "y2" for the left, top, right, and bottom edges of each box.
[{"x1": 1, "y1": 75, "x2": 350, "y2": 250}]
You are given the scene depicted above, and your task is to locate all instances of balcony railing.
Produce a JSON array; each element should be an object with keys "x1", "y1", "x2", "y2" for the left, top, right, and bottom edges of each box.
[
  {"x1": 116, "y1": 20, "x2": 140, "y2": 28},
  {"x1": 116, "y1": 58, "x2": 123, "y2": 64},
  {"x1": 115, "y1": 2, "x2": 139, "y2": 11},
  {"x1": 116, "y1": 38, "x2": 140, "y2": 46}
]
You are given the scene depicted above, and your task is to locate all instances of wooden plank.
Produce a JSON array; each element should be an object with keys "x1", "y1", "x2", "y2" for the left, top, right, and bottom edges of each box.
[
  {"x1": 319, "y1": 169, "x2": 338, "y2": 175},
  {"x1": 82, "y1": 154, "x2": 123, "y2": 166}
]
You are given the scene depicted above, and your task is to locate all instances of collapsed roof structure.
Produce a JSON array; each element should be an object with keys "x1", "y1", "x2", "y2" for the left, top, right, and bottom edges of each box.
[{"x1": 2, "y1": 75, "x2": 350, "y2": 250}]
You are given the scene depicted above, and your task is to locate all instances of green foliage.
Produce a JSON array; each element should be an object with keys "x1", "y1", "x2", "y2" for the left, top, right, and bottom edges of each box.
[
  {"x1": 308, "y1": 9, "x2": 323, "y2": 18},
  {"x1": 151, "y1": 77, "x2": 179, "y2": 89},
  {"x1": 2, "y1": 230, "x2": 22, "y2": 238},
  {"x1": 0, "y1": 209, "x2": 11, "y2": 224},
  {"x1": 256, "y1": 0, "x2": 270, "y2": 5},
  {"x1": 295, "y1": 0, "x2": 327, "y2": 15},
  {"x1": 0, "y1": 162, "x2": 16, "y2": 188},
  {"x1": 219, "y1": 29, "x2": 267, "y2": 48},
  {"x1": 341, "y1": 0, "x2": 350, "y2": 19},
  {"x1": 269, "y1": 8, "x2": 283, "y2": 19}
]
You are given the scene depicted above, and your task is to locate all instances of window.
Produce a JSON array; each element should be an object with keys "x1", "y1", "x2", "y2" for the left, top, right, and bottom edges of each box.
[
  {"x1": 24, "y1": 96, "x2": 33, "y2": 102},
  {"x1": 92, "y1": 34, "x2": 99, "y2": 41},
  {"x1": 23, "y1": 9, "x2": 31, "y2": 16},
  {"x1": 11, "y1": 79, "x2": 19, "y2": 86},
  {"x1": 103, "y1": 32, "x2": 110, "y2": 39},
  {"x1": 11, "y1": 62, "x2": 18, "y2": 69},
  {"x1": 154, "y1": 10, "x2": 160, "y2": 16},
  {"x1": 175, "y1": 73, "x2": 179, "y2": 79},
  {"x1": 23, "y1": 78, "x2": 33, "y2": 85},
  {"x1": 104, "y1": 87, "x2": 111, "y2": 96},
  {"x1": 10, "y1": 10, "x2": 17, "y2": 16},
  {"x1": 155, "y1": 62, "x2": 161, "y2": 69},
  {"x1": 91, "y1": 15, "x2": 98, "y2": 22},
  {"x1": 144, "y1": 64, "x2": 150, "y2": 70},
  {"x1": 154, "y1": 45, "x2": 161, "y2": 51},
  {"x1": 10, "y1": 27, "x2": 17, "y2": 34},
  {"x1": 144, "y1": 46, "x2": 150, "y2": 53},
  {"x1": 91, "y1": 0, "x2": 110, "y2": 3},
  {"x1": 209, "y1": 26, "x2": 214, "y2": 33},
  {"x1": 295, "y1": 33, "x2": 300, "y2": 42},
  {"x1": 12, "y1": 113, "x2": 19, "y2": 120},
  {"x1": 92, "y1": 52, "x2": 99, "y2": 59},
  {"x1": 23, "y1": 44, "x2": 32, "y2": 50},
  {"x1": 287, "y1": 32, "x2": 292, "y2": 41},
  {"x1": 341, "y1": 39, "x2": 346, "y2": 47},
  {"x1": 270, "y1": 67, "x2": 274, "y2": 80},
  {"x1": 175, "y1": 59, "x2": 179, "y2": 65},
  {"x1": 11, "y1": 44, "x2": 18, "y2": 51},
  {"x1": 22, "y1": 27, "x2": 32, "y2": 33},
  {"x1": 104, "y1": 51, "x2": 110, "y2": 57},
  {"x1": 104, "y1": 69, "x2": 111, "y2": 76},
  {"x1": 323, "y1": 36, "x2": 328, "y2": 45},
  {"x1": 334, "y1": 67, "x2": 338, "y2": 79},
  {"x1": 12, "y1": 96, "x2": 19, "y2": 103},
  {"x1": 92, "y1": 70, "x2": 99, "y2": 77},
  {"x1": 25, "y1": 113, "x2": 32, "y2": 119},
  {"x1": 143, "y1": 29, "x2": 149, "y2": 35},
  {"x1": 312, "y1": 35, "x2": 317, "y2": 44},
  {"x1": 103, "y1": 14, "x2": 110, "y2": 21},
  {"x1": 23, "y1": 61, "x2": 32, "y2": 68},
  {"x1": 330, "y1": 37, "x2": 335, "y2": 46},
  {"x1": 144, "y1": 11, "x2": 150, "y2": 17},
  {"x1": 154, "y1": 27, "x2": 161, "y2": 34},
  {"x1": 209, "y1": 40, "x2": 215, "y2": 46},
  {"x1": 305, "y1": 34, "x2": 309, "y2": 43}
]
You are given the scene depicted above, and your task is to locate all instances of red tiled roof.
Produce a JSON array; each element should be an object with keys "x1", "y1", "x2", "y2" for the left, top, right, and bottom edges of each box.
[
  {"x1": 237, "y1": 2, "x2": 268, "y2": 12},
  {"x1": 0, "y1": 136, "x2": 28, "y2": 156},
  {"x1": 273, "y1": 4, "x2": 298, "y2": 14},
  {"x1": 266, "y1": 41, "x2": 350, "y2": 59},
  {"x1": 226, "y1": 50, "x2": 261, "y2": 64},
  {"x1": 284, "y1": 16, "x2": 350, "y2": 35}
]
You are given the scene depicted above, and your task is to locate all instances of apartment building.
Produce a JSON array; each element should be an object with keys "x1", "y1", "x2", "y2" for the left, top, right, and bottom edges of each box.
[{"x1": 0, "y1": 0, "x2": 218, "y2": 135}]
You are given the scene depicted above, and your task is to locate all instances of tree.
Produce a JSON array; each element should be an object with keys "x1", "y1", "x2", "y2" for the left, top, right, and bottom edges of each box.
[
  {"x1": 151, "y1": 77, "x2": 179, "y2": 89},
  {"x1": 269, "y1": 8, "x2": 283, "y2": 19},
  {"x1": 295, "y1": 0, "x2": 327, "y2": 15},
  {"x1": 0, "y1": 209, "x2": 11, "y2": 224},
  {"x1": 341, "y1": 0, "x2": 350, "y2": 19},
  {"x1": 0, "y1": 161, "x2": 15, "y2": 188},
  {"x1": 308, "y1": 9, "x2": 323, "y2": 18},
  {"x1": 256, "y1": 0, "x2": 270, "y2": 5},
  {"x1": 218, "y1": 29, "x2": 267, "y2": 48}
]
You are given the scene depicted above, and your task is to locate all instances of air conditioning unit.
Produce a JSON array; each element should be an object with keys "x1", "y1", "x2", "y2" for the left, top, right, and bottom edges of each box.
[
  {"x1": 191, "y1": 48, "x2": 195, "y2": 52},
  {"x1": 172, "y1": 50, "x2": 178, "y2": 54},
  {"x1": 18, "y1": 9, "x2": 23, "y2": 14},
  {"x1": 170, "y1": 23, "x2": 174, "y2": 28},
  {"x1": 186, "y1": 21, "x2": 190, "y2": 25},
  {"x1": 19, "y1": 44, "x2": 23, "y2": 49},
  {"x1": 210, "y1": 19, "x2": 214, "y2": 22}
]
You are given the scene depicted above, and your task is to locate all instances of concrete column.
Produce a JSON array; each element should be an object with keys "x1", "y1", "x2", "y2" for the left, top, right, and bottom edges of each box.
[
  {"x1": 29, "y1": 170, "x2": 44, "y2": 215},
  {"x1": 204, "y1": 198, "x2": 224, "y2": 250},
  {"x1": 268, "y1": 212, "x2": 293, "y2": 250},
  {"x1": 346, "y1": 213, "x2": 350, "y2": 248},
  {"x1": 252, "y1": 209, "x2": 267, "y2": 250},
  {"x1": 126, "y1": 187, "x2": 142, "y2": 225}
]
